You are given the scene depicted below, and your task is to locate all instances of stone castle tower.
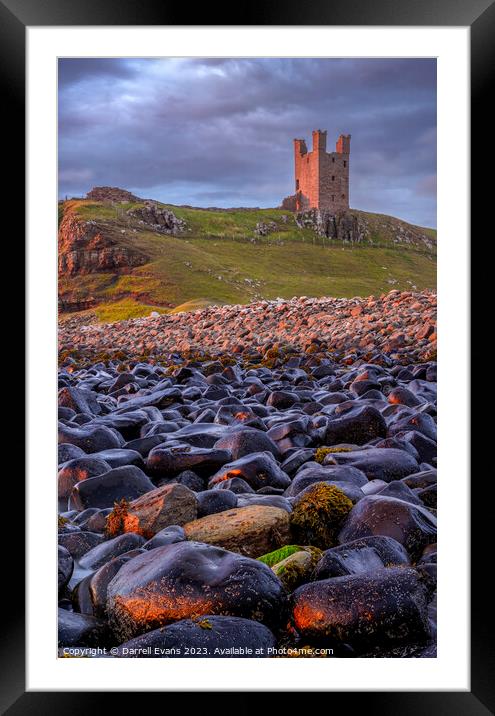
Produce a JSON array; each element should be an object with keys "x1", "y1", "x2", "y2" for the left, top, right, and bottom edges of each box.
[{"x1": 282, "y1": 130, "x2": 351, "y2": 212}]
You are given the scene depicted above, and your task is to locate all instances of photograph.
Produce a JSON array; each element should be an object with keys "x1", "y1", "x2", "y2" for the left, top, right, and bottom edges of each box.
[{"x1": 56, "y1": 56, "x2": 439, "y2": 660}]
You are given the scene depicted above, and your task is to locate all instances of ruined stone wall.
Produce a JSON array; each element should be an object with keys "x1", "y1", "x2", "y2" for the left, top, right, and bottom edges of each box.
[
  {"x1": 318, "y1": 147, "x2": 350, "y2": 211},
  {"x1": 294, "y1": 139, "x2": 319, "y2": 210}
]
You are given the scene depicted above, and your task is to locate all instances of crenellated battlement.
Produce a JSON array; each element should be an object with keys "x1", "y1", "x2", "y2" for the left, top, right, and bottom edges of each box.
[{"x1": 286, "y1": 130, "x2": 351, "y2": 212}]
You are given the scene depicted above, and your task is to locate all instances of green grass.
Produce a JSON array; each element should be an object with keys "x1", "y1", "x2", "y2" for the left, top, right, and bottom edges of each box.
[{"x1": 59, "y1": 199, "x2": 436, "y2": 322}]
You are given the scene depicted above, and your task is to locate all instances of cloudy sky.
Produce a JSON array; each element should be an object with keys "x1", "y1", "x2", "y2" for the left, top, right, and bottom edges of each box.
[{"x1": 58, "y1": 58, "x2": 436, "y2": 227}]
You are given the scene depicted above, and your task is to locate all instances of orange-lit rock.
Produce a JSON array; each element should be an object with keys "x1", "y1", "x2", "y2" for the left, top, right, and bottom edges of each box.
[
  {"x1": 106, "y1": 541, "x2": 287, "y2": 640},
  {"x1": 112, "y1": 483, "x2": 198, "y2": 538},
  {"x1": 291, "y1": 568, "x2": 431, "y2": 651}
]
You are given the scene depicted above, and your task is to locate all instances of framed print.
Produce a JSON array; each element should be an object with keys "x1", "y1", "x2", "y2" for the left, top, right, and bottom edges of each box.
[{"x1": 1, "y1": 0, "x2": 491, "y2": 708}]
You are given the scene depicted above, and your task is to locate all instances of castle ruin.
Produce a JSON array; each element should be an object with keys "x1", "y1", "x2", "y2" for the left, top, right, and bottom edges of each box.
[{"x1": 282, "y1": 130, "x2": 351, "y2": 212}]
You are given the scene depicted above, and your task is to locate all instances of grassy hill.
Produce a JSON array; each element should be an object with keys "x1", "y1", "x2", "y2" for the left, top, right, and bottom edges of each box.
[{"x1": 58, "y1": 199, "x2": 436, "y2": 323}]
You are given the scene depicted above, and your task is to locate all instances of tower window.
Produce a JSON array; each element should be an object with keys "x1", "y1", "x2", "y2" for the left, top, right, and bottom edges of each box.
[
  {"x1": 344, "y1": 160, "x2": 347, "y2": 167},
  {"x1": 296, "y1": 179, "x2": 299, "y2": 190},
  {"x1": 332, "y1": 176, "x2": 335, "y2": 181},
  {"x1": 332, "y1": 157, "x2": 335, "y2": 163},
  {"x1": 342, "y1": 194, "x2": 345, "y2": 199}
]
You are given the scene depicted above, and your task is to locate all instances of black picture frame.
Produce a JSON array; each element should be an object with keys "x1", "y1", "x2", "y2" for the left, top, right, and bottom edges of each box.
[{"x1": 2, "y1": 0, "x2": 490, "y2": 710}]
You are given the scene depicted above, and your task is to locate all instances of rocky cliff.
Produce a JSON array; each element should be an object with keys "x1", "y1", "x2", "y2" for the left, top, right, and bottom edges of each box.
[{"x1": 58, "y1": 204, "x2": 149, "y2": 275}]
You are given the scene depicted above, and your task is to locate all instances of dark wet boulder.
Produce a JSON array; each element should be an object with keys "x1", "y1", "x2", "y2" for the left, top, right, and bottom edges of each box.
[
  {"x1": 267, "y1": 417, "x2": 314, "y2": 453},
  {"x1": 58, "y1": 545, "x2": 73, "y2": 591},
  {"x1": 93, "y1": 448, "x2": 145, "y2": 470},
  {"x1": 69, "y1": 465, "x2": 155, "y2": 510},
  {"x1": 417, "y1": 543, "x2": 437, "y2": 565},
  {"x1": 417, "y1": 484, "x2": 437, "y2": 508},
  {"x1": 338, "y1": 495, "x2": 437, "y2": 560},
  {"x1": 395, "y1": 430, "x2": 437, "y2": 464},
  {"x1": 208, "y1": 452, "x2": 290, "y2": 491},
  {"x1": 211, "y1": 477, "x2": 255, "y2": 494},
  {"x1": 106, "y1": 541, "x2": 287, "y2": 640},
  {"x1": 59, "y1": 406, "x2": 76, "y2": 421},
  {"x1": 402, "y1": 469, "x2": 437, "y2": 490},
  {"x1": 213, "y1": 405, "x2": 264, "y2": 430},
  {"x1": 169, "y1": 423, "x2": 233, "y2": 448},
  {"x1": 143, "y1": 525, "x2": 186, "y2": 549},
  {"x1": 58, "y1": 443, "x2": 85, "y2": 465},
  {"x1": 123, "y1": 435, "x2": 167, "y2": 457},
  {"x1": 214, "y1": 427, "x2": 280, "y2": 460},
  {"x1": 163, "y1": 470, "x2": 205, "y2": 492},
  {"x1": 113, "y1": 616, "x2": 277, "y2": 658},
  {"x1": 58, "y1": 423, "x2": 124, "y2": 453},
  {"x1": 350, "y1": 379, "x2": 382, "y2": 397},
  {"x1": 324, "y1": 406, "x2": 387, "y2": 446},
  {"x1": 266, "y1": 391, "x2": 297, "y2": 409},
  {"x1": 58, "y1": 386, "x2": 101, "y2": 416},
  {"x1": 146, "y1": 444, "x2": 231, "y2": 478},
  {"x1": 291, "y1": 567, "x2": 431, "y2": 650},
  {"x1": 78, "y1": 533, "x2": 146, "y2": 570},
  {"x1": 58, "y1": 608, "x2": 109, "y2": 647},
  {"x1": 330, "y1": 447, "x2": 419, "y2": 482},
  {"x1": 58, "y1": 456, "x2": 112, "y2": 499},
  {"x1": 312, "y1": 535, "x2": 409, "y2": 580},
  {"x1": 92, "y1": 410, "x2": 151, "y2": 441},
  {"x1": 377, "y1": 480, "x2": 424, "y2": 505},
  {"x1": 58, "y1": 531, "x2": 105, "y2": 559},
  {"x1": 72, "y1": 507, "x2": 100, "y2": 527},
  {"x1": 387, "y1": 387, "x2": 421, "y2": 407},
  {"x1": 113, "y1": 386, "x2": 182, "y2": 412},
  {"x1": 79, "y1": 552, "x2": 144, "y2": 617},
  {"x1": 286, "y1": 463, "x2": 368, "y2": 497},
  {"x1": 388, "y1": 412, "x2": 437, "y2": 442},
  {"x1": 280, "y1": 448, "x2": 315, "y2": 477},
  {"x1": 197, "y1": 489, "x2": 238, "y2": 517}
]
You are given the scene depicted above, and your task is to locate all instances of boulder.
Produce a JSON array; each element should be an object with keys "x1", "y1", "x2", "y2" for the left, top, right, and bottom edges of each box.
[
  {"x1": 290, "y1": 482, "x2": 353, "y2": 549},
  {"x1": 312, "y1": 535, "x2": 410, "y2": 580},
  {"x1": 291, "y1": 567, "x2": 431, "y2": 650},
  {"x1": 106, "y1": 541, "x2": 287, "y2": 640},
  {"x1": 69, "y1": 465, "x2": 155, "y2": 511},
  {"x1": 113, "y1": 616, "x2": 277, "y2": 658},
  {"x1": 78, "y1": 533, "x2": 146, "y2": 570},
  {"x1": 146, "y1": 445, "x2": 231, "y2": 478},
  {"x1": 183, "y1": 505, "x2": 290, "y2": 558},
  {"x1": 208, "y1": 452, "x2": 290, "y2": 491},
  {"x1": 106, "y1": 483, "x2": 198, "y2": 538},
  {"x1": 324, "y1": 406, "x2": 387, "y2": 446},
  {"x1": 338, "y1": 495, "x2": 437, "y2": 560}
]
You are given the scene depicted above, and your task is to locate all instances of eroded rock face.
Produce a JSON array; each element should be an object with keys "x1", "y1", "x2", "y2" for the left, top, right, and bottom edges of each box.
[
  {"x1": 295, "y1": 210, "x2": 369, "y2": 243},
  {"x1": 291, "y1": 568, "x2": 431, "y2": 650},
  {"x1": 106, "y1": 541, "x2": 287, "y2": 640},
  {"x1": 126, "y1": 202, "x2": 187, "y2": 234},
  {"x1": 86, "y1": 187, "x2": 140, "y2": 202},
  {"x1": 58, "y1": 210, "x2": 148, "y2": 275}
]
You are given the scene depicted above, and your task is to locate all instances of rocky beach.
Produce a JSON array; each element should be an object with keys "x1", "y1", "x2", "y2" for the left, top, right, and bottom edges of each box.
[{"x1": 58, "y1": 289, "x2": 437, "y2": 658}]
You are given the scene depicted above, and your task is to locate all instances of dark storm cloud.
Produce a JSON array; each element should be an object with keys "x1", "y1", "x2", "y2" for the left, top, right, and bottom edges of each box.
[{"x1": 58, "y1": 57, "x2": 436, "y2": 227}]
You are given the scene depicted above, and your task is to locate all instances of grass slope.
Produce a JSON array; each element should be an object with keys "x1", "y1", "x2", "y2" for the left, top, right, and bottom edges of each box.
[{"x1": 59, "y1": 200, "x2": 436, "y2": 322}]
